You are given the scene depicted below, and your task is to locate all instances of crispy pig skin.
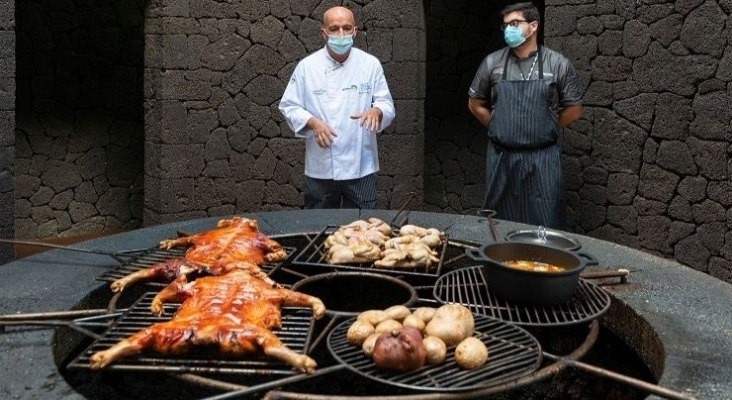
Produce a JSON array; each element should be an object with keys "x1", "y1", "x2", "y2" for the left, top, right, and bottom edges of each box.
[
  {"x1": 91, "y1": 270, "x2": 326, "y2": 374},
  {"x1": 111, "y1": 217, "x2": 286, "y2": 292}
]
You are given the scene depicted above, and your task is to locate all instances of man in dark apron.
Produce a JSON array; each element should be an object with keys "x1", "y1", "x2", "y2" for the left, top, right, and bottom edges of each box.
[{"x1": 467, "y1": 2, "x2": 583, "y2": 229}]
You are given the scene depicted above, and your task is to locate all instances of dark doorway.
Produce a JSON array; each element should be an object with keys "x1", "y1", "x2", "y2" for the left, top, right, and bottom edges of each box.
[
  {"x1": 14, "y1": 0, "x2": 145, "y2": 240},
  {"x1": 423, "y1": 0, "x2": 545, "y2": 213}
]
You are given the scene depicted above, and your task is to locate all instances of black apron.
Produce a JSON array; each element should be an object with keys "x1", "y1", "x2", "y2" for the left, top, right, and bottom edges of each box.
[{"x1": 483, "y1": 47, "x2": 563, "y2": 229}]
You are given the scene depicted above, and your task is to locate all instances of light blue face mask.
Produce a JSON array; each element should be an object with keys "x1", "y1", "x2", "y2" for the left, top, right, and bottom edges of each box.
[
  {"x1": 328, "y1": 34, "x2": 354, "y2": 55},
  {"x1": 503, "y1": 26, "x2": 526, "y2": 48}
]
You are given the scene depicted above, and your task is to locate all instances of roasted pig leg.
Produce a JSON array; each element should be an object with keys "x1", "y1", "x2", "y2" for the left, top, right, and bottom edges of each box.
[
  {"x1": 110, "y1": 260, "x2": 275, "y2": 293},
  {"x1": 92, "y1": 270, "x2": 326, "y2": 374}
]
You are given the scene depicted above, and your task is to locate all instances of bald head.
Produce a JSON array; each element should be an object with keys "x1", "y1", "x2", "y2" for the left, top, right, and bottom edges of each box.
[
  {"x1": 323, "y1": 6, "x2": 355, "y2": 27},
  {"x1": 320, "y1": 5, "x2": 358, "y2": 60}
]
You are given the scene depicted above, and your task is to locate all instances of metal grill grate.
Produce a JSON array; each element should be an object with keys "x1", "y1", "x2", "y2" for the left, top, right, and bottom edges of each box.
[
  {"x1": 95, "y1": 246, "x2": 296, "y2": 283},
  {"x1": 291, "y1": 226, "x2": 453, "y2": 278},
  {"x1": 433, "y1": 266, "x2": 611, "y2": 327},
  {"x1": 68, "y1": 292, "x2": 315, "y2": 376},
  {"x1": 328, "y1": 315, "x2": 542, "y2": 392}
]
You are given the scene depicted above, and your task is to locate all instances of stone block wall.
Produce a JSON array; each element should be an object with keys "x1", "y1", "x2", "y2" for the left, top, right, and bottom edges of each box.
[
  {"x1": 0, "y1": 0, "x2": 14, "y2": 264},
  {"x1": 14, "y1": 0, "x2": 145, "y2": 240},
  {"x1": 546, "y1": 0, "x2": 732, "y2": 282},
  {"x1": 142, "y1": 0, "x2": 426, "y2": 225}
]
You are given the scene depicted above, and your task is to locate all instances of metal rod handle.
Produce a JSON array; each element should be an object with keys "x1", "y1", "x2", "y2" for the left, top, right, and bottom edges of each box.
[
  {"x1": 580, "y1": 269, "x2": 630, "y2": 283},
  {"x1": 549, "y1": 355, "x2": 696, "y2": 400}
]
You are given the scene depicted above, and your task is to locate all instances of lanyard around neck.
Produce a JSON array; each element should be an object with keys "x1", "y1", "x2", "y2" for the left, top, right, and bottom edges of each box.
[
  {"x1": 519, "y1": 54, "x2": 538, "y2": 81},
  {"x1": 502, "y1": 47, "x2": 543, "y2": 81}
]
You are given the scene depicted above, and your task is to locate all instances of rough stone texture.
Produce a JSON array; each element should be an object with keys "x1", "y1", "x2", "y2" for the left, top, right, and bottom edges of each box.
[
  {"x1": 546, "y1": 0, "x2": 732, "y2": 283},
  {"x1": 13, "y1": 0, "x2": 144, "y2": 241},
  {"x1": 0, "y1": 0, "x2": 13, "y2": 264}
]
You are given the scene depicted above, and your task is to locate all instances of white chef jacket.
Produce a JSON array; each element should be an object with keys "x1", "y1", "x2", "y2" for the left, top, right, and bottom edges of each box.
[{"x1": 279, "y1": 47, "x2": 395, "y2": 180}]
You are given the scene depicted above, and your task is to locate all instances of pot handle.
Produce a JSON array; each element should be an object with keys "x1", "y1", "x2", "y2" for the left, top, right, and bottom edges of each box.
[
  {"x1": 577, "y1": 252, "x2": 599, "y2": 266},
  {"x1": 465, "y1": 247, "x2": 483, "y2": 261}
]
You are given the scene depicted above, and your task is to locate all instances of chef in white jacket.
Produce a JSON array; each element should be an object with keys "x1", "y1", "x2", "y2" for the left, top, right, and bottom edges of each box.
[{"x1": 279, "y1": 6, "x2": 395, "y2": 209}]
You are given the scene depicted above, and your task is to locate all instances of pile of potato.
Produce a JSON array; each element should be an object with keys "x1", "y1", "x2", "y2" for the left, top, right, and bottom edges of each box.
[{"x1": 346, "y1": 304, "x2": 489, "y2": 372}]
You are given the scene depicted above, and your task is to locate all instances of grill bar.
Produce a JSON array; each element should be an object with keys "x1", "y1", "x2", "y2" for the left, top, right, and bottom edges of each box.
[
  {"x1": 95, "y1": 246, "x2": 296, "y2": 283},
  {"x1": 433, "y1": 266, "x2": 610, "y2": 326},
  {"x1": 68, "y1": 292, "x2": 315, "y2": 376},
  {"x1": 327, "y1": 315, "x2": 542, "y2": 392}
]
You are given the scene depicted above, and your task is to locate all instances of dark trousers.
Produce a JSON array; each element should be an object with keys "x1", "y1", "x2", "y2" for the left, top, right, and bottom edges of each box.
[{"x1": 304, "y1": 173, "x2": 378, "y2": 209}]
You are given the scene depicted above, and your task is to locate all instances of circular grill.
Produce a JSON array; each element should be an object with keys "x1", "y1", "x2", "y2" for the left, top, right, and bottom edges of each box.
[
  {"x1": 327, "y1": 315, "x2": 542, "y2": 392},
  {"x1": 433, "y1": 266, "x2": 611, "y2": 326}
]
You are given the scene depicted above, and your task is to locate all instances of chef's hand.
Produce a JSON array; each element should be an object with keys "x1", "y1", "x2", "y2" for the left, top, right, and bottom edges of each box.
[
  {"x1": 306, "y1": 117, "x2": 337, "y2": 149},
  {"x1": 351, "y1": 107, "x2": 383, "y2": 132}
]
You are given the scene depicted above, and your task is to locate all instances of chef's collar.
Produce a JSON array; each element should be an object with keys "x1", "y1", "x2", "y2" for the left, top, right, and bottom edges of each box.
[
  {"x1": 510, "y1": 46, "x2": 539, "y2": 61},
  {"x1": 324, "y1": 46, "x2": 350, "y2": 65}
]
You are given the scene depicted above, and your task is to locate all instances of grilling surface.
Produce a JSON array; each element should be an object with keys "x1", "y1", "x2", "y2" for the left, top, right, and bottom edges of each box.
[
  {"x1": 433, "y1": 266, "x2": 611, "y2": 326},
  {"x1": 68, "y1": 292, "x2": 314, "y2": 375},
  {"x1": 291, "y1": 225, "x2": 450, "y2": 278},
  {"x1": 95, "y1": 246, "x2": 296, "y2": 283},
  {"x1": 328, "y1": 315, "x2": 542, "y2": 392}
]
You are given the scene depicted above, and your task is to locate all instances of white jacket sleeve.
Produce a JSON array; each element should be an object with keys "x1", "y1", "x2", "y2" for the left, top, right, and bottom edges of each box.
[
  {"x1": 371, "y1": 64, "x2": 395, "y2": 133},
  {"x1": 279, "y1": 65, "x2": 314, "y2": 138}
]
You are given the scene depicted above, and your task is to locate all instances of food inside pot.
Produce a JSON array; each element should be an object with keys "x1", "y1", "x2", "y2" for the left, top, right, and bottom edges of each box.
[{"x1": 502, "y1": 260, "x2": 566, "y2": 273}]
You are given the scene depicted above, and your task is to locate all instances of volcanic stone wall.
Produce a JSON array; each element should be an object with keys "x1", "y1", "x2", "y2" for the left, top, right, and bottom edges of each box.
[
  {"x1": 549, "y1": 0, "x2": 732, "y2": 283},
  {"x1": 143, "y1": 0, "x2": 426, "y2": 225},
  {"x1": 14, "y1": 0, "x2": 145, "y2": 240},
  {"x1": 0, "y1": 0, "x2": 14, "y2": 264}
]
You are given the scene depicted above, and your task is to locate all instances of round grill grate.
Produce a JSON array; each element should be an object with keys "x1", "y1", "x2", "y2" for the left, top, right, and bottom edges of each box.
[
  {"x1": 327, "y1": 315, "x2": 542, "y2": 392},
  {"x1": 433, "y1": 266, "x2": 611, "y2": 326}
]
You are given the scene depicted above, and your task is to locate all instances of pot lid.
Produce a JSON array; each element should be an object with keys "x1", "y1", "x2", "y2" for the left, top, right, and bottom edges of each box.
[{"x1": 504, "y1": 226, "x2": 581, "y2": 251}]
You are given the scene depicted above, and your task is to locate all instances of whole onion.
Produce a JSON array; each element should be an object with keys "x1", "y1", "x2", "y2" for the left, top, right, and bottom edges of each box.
[{"x1": 372, "y1": 326, "x2": 426, "y2": 372}]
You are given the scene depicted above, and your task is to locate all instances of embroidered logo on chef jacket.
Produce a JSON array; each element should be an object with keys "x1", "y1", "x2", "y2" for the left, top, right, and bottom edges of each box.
[
  {"x1": 311, "y1": 89, "x2": 326, "y2": 96},
  {"x1": 342, "y1": 85, "x2": 359, "y2": 92},
  {"x1": 359, "y1": 82, "x2": 372, "y2": 94}
]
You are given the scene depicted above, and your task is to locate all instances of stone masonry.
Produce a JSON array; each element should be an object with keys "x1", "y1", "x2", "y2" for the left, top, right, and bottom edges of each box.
[
  {"x1": 5, "y1": 0, "x2": 732, "y2": 283},
  {"x1": 0, "y1": 0, "x2": 15, "y2": 264},
  {"x1": 142, "y1": 0, "x2": 426, "y2": 226},
  {"x1": 14, "y1": 0, "x2": 145, "y2": 241}
]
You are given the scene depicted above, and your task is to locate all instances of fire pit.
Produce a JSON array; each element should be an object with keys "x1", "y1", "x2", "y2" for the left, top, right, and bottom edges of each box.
[{"x1": 1, "y1": 209, "x2": 729, "y2": 399}]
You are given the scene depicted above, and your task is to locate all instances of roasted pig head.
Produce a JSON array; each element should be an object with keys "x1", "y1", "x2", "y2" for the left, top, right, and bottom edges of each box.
[{"x1": 110, "y1": 216, "x2": 286, "y2": 293}]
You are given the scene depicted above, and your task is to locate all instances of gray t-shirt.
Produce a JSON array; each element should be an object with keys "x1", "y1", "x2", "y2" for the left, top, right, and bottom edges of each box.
[{"x1": 468, "y1": 46, "x2": 582, "y2": 118}]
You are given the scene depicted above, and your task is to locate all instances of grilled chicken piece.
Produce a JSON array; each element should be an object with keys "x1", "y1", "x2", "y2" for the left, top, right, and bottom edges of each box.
[
  {"x1": 90, "y1": 270, "x2": 326, "y2": 374},
  {"x1": 111, "y1": 217, "x2": 286, "y2": 293},
  {"x1": 374, "y1": 242, "x2": 440, "y2": 269}
]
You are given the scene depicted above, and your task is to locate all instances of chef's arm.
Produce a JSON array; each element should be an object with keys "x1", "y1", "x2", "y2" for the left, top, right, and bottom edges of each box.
[
  {"x1": 279, "y1": 67, "x2": 315, "y2": 138},
  {"x1": 558, "y1": 105, "x2": 582, "y2": 129},
  {"x1": 468, "y1": 97, "x2": 492, "y2": 127}
]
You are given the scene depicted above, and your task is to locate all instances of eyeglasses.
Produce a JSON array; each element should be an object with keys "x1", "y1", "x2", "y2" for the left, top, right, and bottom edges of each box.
[{"x1": 501, "y1": 20, "x2": 530, "y2": 30}]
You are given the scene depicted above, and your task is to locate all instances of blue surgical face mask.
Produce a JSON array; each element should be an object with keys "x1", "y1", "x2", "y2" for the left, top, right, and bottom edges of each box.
[
  {"x1": 327, "y1": 34, "x2": 354, "y2": 55},
  {"x1": 503, "y1": 26, "x2": 526, "y2": 48}
]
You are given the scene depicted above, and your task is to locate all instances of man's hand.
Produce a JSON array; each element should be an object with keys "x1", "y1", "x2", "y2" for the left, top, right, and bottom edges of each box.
[
  {"x1": 306, "y1": 117, "x2": 337, "y2": 149},
  {"x1": 350, "y1": 107, "x2": 383, "y2": 132}
]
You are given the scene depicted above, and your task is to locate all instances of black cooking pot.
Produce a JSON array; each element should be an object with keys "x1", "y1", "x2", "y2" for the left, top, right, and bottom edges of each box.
[{"x1": 465, "y1": 242, "x2": 598, "y2": 306}]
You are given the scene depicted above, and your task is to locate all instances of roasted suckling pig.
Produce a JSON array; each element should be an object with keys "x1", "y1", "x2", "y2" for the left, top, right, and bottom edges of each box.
[
  {"x1": 90, "y1": 270, "x2": 326, "y2": 374},
  {"x1": 111, "y1": 217, "x2": 287, "y2": 292}
]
